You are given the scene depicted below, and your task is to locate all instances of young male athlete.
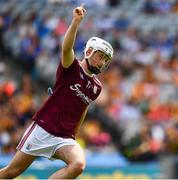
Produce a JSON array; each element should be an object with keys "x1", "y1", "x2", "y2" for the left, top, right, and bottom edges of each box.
[{"x1": 0, "y1": 4, "x2": 113, "y2": 179}]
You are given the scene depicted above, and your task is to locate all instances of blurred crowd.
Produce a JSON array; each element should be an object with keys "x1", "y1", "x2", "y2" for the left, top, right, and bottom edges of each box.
[{"x1": 0, "y1": 0, "x2": 178, "y2": 161}]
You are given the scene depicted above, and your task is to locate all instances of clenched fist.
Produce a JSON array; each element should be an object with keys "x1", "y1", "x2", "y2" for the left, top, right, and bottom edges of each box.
[{"x1": 73, "y1": 4, "x2": 86, "y2": 22}]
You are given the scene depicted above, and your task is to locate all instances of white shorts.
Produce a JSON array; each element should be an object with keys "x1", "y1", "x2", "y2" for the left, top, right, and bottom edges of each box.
[{"x1": 16, "y1": 121, "x2": 77, "y2": 160}]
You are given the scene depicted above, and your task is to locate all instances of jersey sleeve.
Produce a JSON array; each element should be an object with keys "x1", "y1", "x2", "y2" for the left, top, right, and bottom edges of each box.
[{"x1": 56, "y1": 58, "x2": 79, "y2": 78}]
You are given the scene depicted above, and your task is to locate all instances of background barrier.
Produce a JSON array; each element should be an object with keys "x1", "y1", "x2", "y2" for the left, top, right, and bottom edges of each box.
[{"x1": 0, "y1": 153, "x2": 161, "y2": 179}]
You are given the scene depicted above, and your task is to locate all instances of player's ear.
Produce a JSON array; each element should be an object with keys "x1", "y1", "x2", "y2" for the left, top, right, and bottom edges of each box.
[{"x1": 86, "y1": 47, "x2": 93, "y2": 56}]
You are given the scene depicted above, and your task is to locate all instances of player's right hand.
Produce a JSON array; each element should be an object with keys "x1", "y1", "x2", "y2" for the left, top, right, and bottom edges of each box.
[{"x1": 73, "y1": 4, "x2": 86, "y2": 22}]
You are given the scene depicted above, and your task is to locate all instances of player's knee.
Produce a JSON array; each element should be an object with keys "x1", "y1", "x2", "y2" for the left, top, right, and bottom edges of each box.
[{"x1": 72, "y1": 160, "x2": 86, "y2": 175}]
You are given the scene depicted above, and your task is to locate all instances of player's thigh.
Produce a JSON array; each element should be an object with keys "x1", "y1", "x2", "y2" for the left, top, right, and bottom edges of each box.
[
  {"x1": 7, "y1": 150, "x2": 36, "y2": 171},
  {"x1": 53, "y1": 144, "x2": 86, "y2": 165}
]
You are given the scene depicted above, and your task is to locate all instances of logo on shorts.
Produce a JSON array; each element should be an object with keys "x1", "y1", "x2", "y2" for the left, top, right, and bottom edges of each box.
[{"x1": 26, "y1": 143, "x2": 32, "y2": 150}]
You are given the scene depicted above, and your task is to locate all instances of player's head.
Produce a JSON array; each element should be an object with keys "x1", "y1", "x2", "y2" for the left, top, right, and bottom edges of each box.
[{"x1": 84, "y1": 37, "x2": 114, "y2": 74}]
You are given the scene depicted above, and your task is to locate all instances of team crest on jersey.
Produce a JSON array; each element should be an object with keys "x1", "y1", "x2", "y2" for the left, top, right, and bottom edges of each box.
[
  {"x1": 93, "y1": 85, "x2": 97, "y2": 94},
  {"x1": 80, "y1": 73, "x2": 84, "y2": 79},
  {"x1": 86, "y1": 81, "x2": 91, "y2": 89}
]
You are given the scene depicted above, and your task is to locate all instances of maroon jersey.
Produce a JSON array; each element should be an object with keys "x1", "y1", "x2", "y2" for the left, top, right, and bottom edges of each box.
[{"x1": 32, "y1": 59, "x2": 102, "y2": 139}]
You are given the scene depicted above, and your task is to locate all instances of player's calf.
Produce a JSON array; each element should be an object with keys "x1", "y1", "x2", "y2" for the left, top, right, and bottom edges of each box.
[{"x1": 0, "y1": 166, "x2": 22, "y2": 179}]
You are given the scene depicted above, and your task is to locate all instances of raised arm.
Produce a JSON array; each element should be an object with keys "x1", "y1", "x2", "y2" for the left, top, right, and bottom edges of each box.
[{"x1": 61, "y1": 4, "x2": 86, "y2": 68}]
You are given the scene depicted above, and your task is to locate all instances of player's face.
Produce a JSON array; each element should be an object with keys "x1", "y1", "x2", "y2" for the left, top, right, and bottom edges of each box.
[{"x1": 89, "y1": 50, "x2": 110, "y2": 71}]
